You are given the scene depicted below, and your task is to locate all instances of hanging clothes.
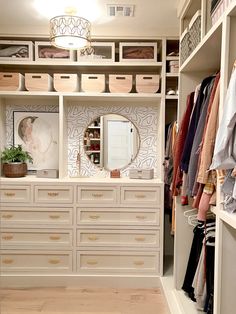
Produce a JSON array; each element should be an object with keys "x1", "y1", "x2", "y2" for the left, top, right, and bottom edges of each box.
[
  {"x1": 180, "y1": 76, "x2": 215, "y2": 173},
  {"x1": 171, "y1": 92, "x2": 195, "y2": 196},
  {"x1": 210, "y1": 68, "x2": 236, "y2": 171}
]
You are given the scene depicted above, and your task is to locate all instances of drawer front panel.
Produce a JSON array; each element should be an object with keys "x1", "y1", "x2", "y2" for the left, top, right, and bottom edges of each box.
[
  {"x1": 77, "y1": 251, "x2": 159, "y2": 273},
  {"x1": 121, "y1": 186, "x2": 161, "y2": 206},
  {"x1": 77, "y1": 208, "x2": 160, "y2": 226},
  {"x1": 77, "y1": 186, "x2": 117, "y2": 204},
  {"x1": 34, "y1": 186, "x2": 73, "y2": 203},
  {"x1": 0, "y1": 207, "x2": 73, "y2": 226},
  {"x1": 0, "y1": 186, "x2": 31, "y2": 203},
  {"x1": 1, "y1": 251, "x2": 72, "y2": 272},
  {"x1": 1, "y1": 229, "x2": 72, "y2": 248},
  {"x1": 77, "y1": 229, "x2": 160, "y2": 248}
]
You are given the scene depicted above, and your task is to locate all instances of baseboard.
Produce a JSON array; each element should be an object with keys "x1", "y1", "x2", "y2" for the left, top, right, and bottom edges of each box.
[{"x1": 1, "y1": 274, "x2": 161, "y2": 289}]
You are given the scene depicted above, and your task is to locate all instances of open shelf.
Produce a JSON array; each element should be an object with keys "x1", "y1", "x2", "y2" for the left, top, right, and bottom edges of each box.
[
  {"x1": 180, "y1": 18, "x2": 222, "y2": 72},
  {"x1": 220, "y1": 210, "x2": 236, "y2": 230}
]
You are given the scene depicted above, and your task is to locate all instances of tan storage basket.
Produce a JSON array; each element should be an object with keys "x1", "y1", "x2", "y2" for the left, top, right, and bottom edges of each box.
[
  {"x1": 129, "y1": 168, "x2": 154, "y2": 180},
  {"x1": 0, "y1": 72, "x2": 24, "y2": 91},
  {"x1": 53, "y1": 74, "x2": 79, "y2": 92},
  {"x1": 25, "y1": 73, "x2": 53, "y2": 92},
  {"x1": 81, "y1": 74, "x2": 105, "y2": 93},
  {"x1": 135, "y1": 75, "x2": 160, "y2": 93},
  {"x1": 109, "y1": 75, "x2": 132, "y2": 93}
]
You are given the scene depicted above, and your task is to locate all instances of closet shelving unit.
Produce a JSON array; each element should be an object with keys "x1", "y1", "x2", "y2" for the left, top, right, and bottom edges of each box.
[
  {"x1": 0, "y1": 36, "x2": 179, "y2": 288},
  {"x1": 161, "y1": 1, "x2": 236, "y2": 314}
]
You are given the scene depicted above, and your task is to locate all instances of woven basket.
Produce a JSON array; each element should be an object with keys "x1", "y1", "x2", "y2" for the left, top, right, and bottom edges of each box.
[
  {"x1": 180, "y1": 27, "x2": 191, "y2": 65},
  {"x1": 189, "y1": 10, "x2": 201, "y2": 53}
]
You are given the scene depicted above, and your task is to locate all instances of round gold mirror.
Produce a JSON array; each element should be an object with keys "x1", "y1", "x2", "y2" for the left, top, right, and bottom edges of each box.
[{"x1": 84, "y1": 114, "x2": 140, "y2": 171}]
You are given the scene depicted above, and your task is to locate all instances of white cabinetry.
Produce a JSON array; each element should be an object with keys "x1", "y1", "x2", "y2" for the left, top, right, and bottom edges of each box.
[
  {"x1": 165, "y1": 1, "x2": 236, "y2": 314},
  {"x1": 0, "y1": 179, "x2": 163, "y2": 285}
]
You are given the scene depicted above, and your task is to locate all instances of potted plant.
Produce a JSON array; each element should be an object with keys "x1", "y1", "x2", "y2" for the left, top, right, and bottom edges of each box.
[{"x1": 1, "y1": 144, "x2": 33, "y2": 177}]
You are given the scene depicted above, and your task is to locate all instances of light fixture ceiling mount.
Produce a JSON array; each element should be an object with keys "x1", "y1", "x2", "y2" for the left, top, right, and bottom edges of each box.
[{"x1": 49, "y1": 7, "x2": 91, "y2": 50}]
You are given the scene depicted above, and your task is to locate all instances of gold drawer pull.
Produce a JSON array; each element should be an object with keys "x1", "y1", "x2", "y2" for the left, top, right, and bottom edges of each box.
[
  {"x1": 135, "y1": 237, "x2": 146, "y2": 242},
  {"x1": 86, "y1": 260, "x2": 98, "y2": 265},
  {"x1": 2, "y1": 214, "x2": 13, "y2": 219},
  {"x1": 133, "y1": 261, "x2": 144, "y2": 266},
  {"x1": 2, "y1": 258, "x2": 14, "y2": 264},
  {"x1": 48, "y1": 259, "x2": 60, "y2": 264},
  {"x1": 92, "y1": 193, "x2": 103, "y2": 198},
  {"x1": 89, "y1": 215, "x2": 100, "y2": 220},
  {"x1": 49, "y1": 235, "x2": 61, "y2": 240},
  {"x1": 48, "y1": 192, "x2": 59, "y2": 197},
  {"x1": 2, "y1": 234, "x2": 14, "y2": 241},
  {"x1": 49, "y1": 215, "x2": 60, "y2": 219},
  {"x1": 88, "y1": 235, "x2": 99, "y2": 241},
  {"x1": 4, "y1": 192, "x2": 15, "y2": 197},
  {"x1": 136, "y1": 215, "x2": 147, "y2": 220},
  {"x1": 135, "y1": 194, "x2": 146, "y2": 199}
]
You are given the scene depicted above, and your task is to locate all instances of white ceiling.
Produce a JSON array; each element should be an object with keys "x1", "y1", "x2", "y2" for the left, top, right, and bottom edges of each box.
[{"x1": 0, "y1": 0, "x2": 179, "y2": 39}]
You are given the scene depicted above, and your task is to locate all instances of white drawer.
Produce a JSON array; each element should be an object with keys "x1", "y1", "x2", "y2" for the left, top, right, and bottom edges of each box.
[
  {"x1": 77, "y1": 208, "x2": 160, "y2": 226},
  {"x1": 77, "y1": 229, "x2": 160, "y2": 248},
  {"x1": 1, "y1": 250, "x2": 72, "y2": 273},
  {"x1": 1, "y1": 229, "x2": 73, "y2": 248},
  {"x1": 77, "y1": 186, "x2": 118, "y2": 205},
  {"x1": 0, "y1": 185, "x2": 31, "y2": 203},
  {"x1": 0, "y1": 207, "x2": 73, "y2": 226},
  {"x1": 77, "y1": 251, "x2": 160, "y2": 274},
  {"x1": 121, "y1": 186, "x2": 161, "y2": 207},
  {"x1": 34, "y1": 186, "x2": 73, "y2": 203}
]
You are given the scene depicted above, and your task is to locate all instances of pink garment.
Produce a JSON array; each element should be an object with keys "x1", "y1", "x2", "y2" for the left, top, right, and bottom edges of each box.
[{"x1": 197, "y1": 192, "x2": 212, "y2": 221}]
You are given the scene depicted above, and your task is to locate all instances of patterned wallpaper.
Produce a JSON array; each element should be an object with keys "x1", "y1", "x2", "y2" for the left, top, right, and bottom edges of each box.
[
  {"x1": 67, "y1": 103, "x2": 159, "y2": 177},
  {"x1": 5, "y1": 102, "x2": 159, "y2": 178}
]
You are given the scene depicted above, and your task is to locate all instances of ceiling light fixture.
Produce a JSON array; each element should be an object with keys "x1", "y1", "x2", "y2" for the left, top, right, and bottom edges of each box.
[{"x1": 49, "y1": 7, "x2": 91, "y2": 50}]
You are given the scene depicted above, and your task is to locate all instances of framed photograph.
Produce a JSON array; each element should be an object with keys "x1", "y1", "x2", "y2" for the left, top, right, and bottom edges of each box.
[{"x1": 13, "y1": 111, "x2": 59, "y2": 171}]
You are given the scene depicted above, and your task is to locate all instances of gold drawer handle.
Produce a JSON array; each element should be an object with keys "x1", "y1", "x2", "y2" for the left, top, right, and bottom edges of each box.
[
  {"x1": 50, "y1": 235, "x2": 61, "y2": 240},
  {"x1": 2, "y1": 258, "x2": 14, "y2": 264},
  {"x1": 135, "y1": 237, "x2": 146, "y2": 242},
  {"x1": 136, "y1": 215, "x2": 147, "y2": 220},
  {"x1": 48, "y1": 192, "x2": 59, "y2": 197},
  {"x1": 48, "y1": 259, "x2": 60, "y2": 264},
  {"x1": 2, "y1": 234, "x2": 14, "y2": 241},
  {"x1": 2, "y1": 214, "x2": 13, "y2": 219},
  {"x1": 4, "y1": 192, "x2": 15, "y2": 197},
  {"x1": 135, "y1": 194, "x2": 146, "y2": 199},
  {"x1": 89, "y1": 215, "x2": 100, "y2": 220},
  {"x1": 49, "y1": 215, "x2": 60, "y2": 219},
  {"x1": 133, "y1": 261, "x2": 144, "y2": 266},
  {"x1": 86, "y1": 260, "x2": 98, "y2": 265},
  {"x1": 92, "y1": 193, "x2": 103, "y2": 198},
  {"x1": 88, "y1": 235, "x2": 99, "y2": 241}
]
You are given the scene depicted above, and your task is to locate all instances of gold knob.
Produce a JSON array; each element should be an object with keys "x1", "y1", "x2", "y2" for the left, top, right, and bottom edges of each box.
[
  {"x1": 49, "y1": 215, "x2": 60, "y2": 219},
  {"x1": 4, "y1": 192, "x2": 15, "y2": 197},
  {"x1": 48, "y1": 259, "x2": 60, "y2": 264},
  {"x1": 2, "y1": 258, "x2": 14, "y2": 264},
  {"x1": 2, "y1": 214, "x2": 13, "y2": 219},
  {"x1": 88, "y1": 235, "x2": 99, "y2": 241},
  {"x1": 135, "y1": 194, "x2": 146, "y2": 199},
  {"x1": 86, "y1": 260, "x2": 98, "y2": 265},
  {"x1": 89, "y1": 215, "x2": 100, "y2": 220},
  {"x1": 48, "y1": 192, "x2": 59, "y2": 197},
  {"x1": 133, "y1": 261, "x2": 144, "y2": 266},
  {"x1": 92, "y1": 193, "x2": 103, "y2": 198},
  {"x1": 136, "y1": 215, "x2": 147, "y2": 220},
  {"x1": 135, "y1": 237, "x2": 146, "y2": 242},
  {"x1": 49, "y1": 235, "x2": 61, "y2": 240},
  {"x1": 2, "y1": 234, "x2": 13, "y2": 241}
]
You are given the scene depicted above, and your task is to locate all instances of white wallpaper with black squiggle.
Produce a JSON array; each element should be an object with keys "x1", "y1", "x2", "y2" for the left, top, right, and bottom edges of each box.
[
  {"x1": 67, "y1": 103, "x2": 159, "y2": 178},
  {"x1": 5, "y1": 102, "x2": 160, "y2": 178}
]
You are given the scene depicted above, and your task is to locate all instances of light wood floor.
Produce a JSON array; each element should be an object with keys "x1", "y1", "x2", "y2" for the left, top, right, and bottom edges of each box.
[{"x1": 0, "y1": 287, "x2": 170, "y2": 314}]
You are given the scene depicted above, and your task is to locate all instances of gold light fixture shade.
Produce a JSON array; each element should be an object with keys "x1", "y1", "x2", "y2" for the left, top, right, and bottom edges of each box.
[{"x1": 50, "y1": 15, "x2": 91, "y2": 49}]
